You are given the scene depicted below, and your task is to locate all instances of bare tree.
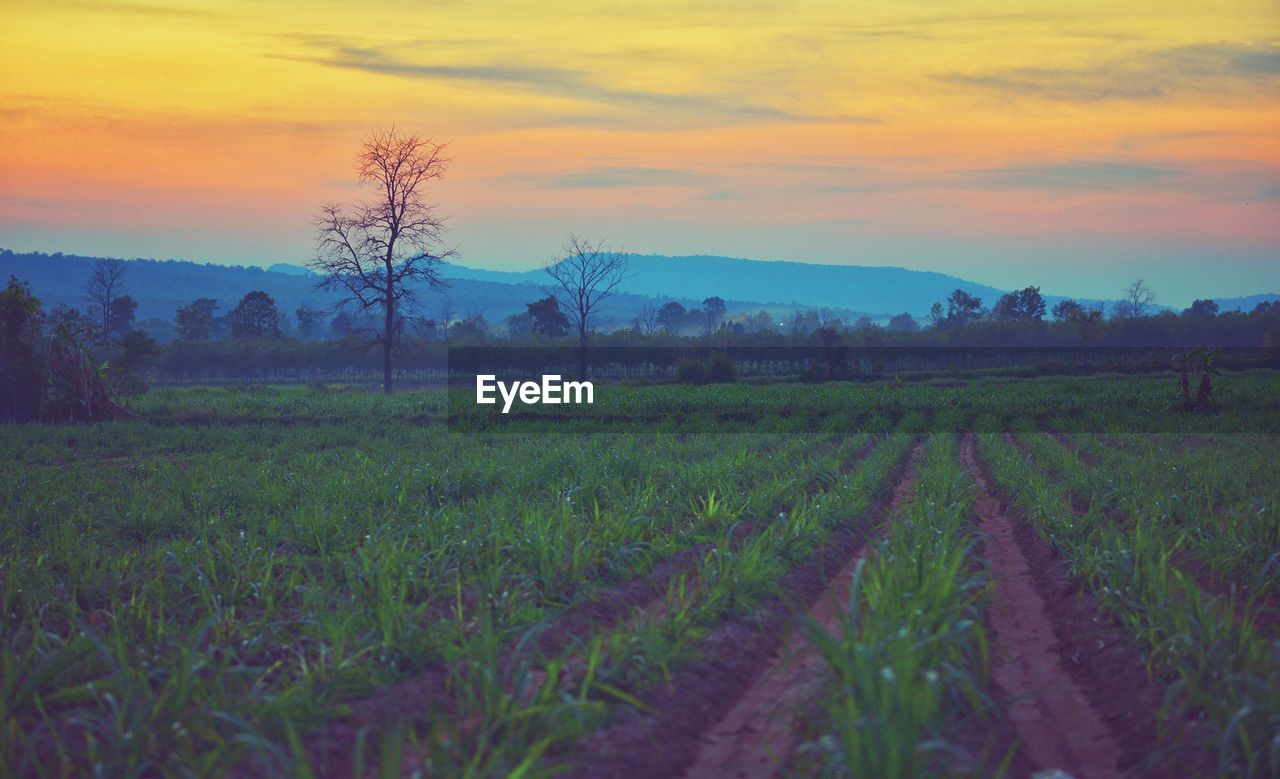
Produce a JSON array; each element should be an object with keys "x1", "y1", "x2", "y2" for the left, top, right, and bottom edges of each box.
[
  {"x1": 1121, "y1": 278, "x2": 1156, "y2": 320},
  {"x1": 85, "y1": 259, "x2": 126, "y2": 342},
  {"x1": 545, "y1": 234, "x2": 629, "y2": 379},
  {"x1": 636, "y1": 301, "x2": 659, "y2": 335},
  {"x1": 438, "y1": 297, "x2": 455, "y2": 343},
  {"x1": 310, "y1": 127, "x2": 453, "y2": 394}
]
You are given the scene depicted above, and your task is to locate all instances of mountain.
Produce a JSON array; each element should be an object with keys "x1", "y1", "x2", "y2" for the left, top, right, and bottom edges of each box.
[
  {"x1": 442, "y1": 254, "x2": 1108, "y2": 316},
  {"x1": 8, "y1": 248, "x2": 1227, "y2": 335},
  {"x1": 266, "y1": 262, "x2": 314, "y2": 276},
  {"x1": 1, "y1": 250, "x2": 804, "y2": 333},
  {"x1": 1214, "y1": 293, "x2": 1280, "y2": 312}
]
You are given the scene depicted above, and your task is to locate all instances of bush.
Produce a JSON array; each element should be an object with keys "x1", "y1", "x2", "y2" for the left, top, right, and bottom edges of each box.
[
  {"x1": 677, "y1": 353, "x2": 737, "y2": 384},
  {"x1": 707, "y1": 352, "x2": 737, "y2": 382},
  {"x1": 676, "y1": 357, "x2": 707, "y2": 384},
  {"x1": 0, "y1": 276, "x2": 130, "y2": 422}
]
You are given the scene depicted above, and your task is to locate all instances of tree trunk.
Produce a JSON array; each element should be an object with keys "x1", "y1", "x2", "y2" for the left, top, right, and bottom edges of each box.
[
  {"x1": 578, "y1": 324, "x2": 588, "y2": 381},
  {"x1": 383, "y1": 291, "x2": 394, "y2": 395}
]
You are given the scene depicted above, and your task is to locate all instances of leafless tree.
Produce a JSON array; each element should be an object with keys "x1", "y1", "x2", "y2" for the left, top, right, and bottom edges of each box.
[
  {"x1": 85, "y1": 259, "x2": 126, "y2": 342},
  {"x1": 438, "y1": 297, "x2": 455, "y2": 343},
  {"x1": 545, "y1": 234, "x2": 630, "y2": 379},
  {"x1": 636, "y1": 301, "x2": 659, "y2": 335},
  {"x1": 1121, "y1": 278, "x2": 1156, "y2": 320},
  {"x1": 310, "y1": 127, "x2": 453, "y2": 394}
]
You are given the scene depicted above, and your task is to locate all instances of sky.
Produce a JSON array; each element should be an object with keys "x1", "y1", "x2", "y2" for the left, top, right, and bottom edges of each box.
[{"x1": 1, "y1": 0, "x2": 1277, "y2": 306}]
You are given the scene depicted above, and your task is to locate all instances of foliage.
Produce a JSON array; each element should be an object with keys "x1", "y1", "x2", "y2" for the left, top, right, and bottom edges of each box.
[
  {"x1": 1, "y1": 275, "x2": 44, "y2": 421},
  {"x1": 105, "y1": 295, "x2": 137, "y2": 340},
  {"x1": 1, "y1": 276, "x2": 131, "y2": 422},
  {"x1": 175, "y1": 298, "x2": 220, "y2": 340},
  {"x1": 525, "y1": 296, "x2": 570, "y2": 337},
  {"x1": 2, "y1": 382, "x2": 1278, "y2": 774},
  {"x1": 992, "y1": 286, "x2": 1045, "y2": 322},
  {"x1": 294, "y1": 304, "x2": 324, "y2": 338},
  {"x1": 675, "y1": 352, "x2": 737, "y2": 384},
  {"x1": 229, "y1": 290, "x2": 281, "y2": 338}
]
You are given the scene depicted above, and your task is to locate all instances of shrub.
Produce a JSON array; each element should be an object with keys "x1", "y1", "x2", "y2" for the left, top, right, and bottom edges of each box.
[
  {"x1": 0, "y1": 276, "x2": 130, "y2": 422},
  {"x1": 676, "y1": 357, "x2": 707, "y2": 384},
  {"x1": 707, "y1": 352, "x2": 737, "y2": 383},
  {"x1": 677, "y1": 353, "x2": 737, "y2": 384}
]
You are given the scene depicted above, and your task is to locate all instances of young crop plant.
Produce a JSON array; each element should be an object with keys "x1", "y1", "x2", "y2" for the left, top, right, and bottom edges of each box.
[
  {"x1": 798, "y1": 434, "x2": 997, "y2": 779},
  {"x1": 1011, "y1": 425, "x2": 1279, "y2": 607},
  {"x1": 977, "y1": 430, "x2": 1280, "y2": 778}
]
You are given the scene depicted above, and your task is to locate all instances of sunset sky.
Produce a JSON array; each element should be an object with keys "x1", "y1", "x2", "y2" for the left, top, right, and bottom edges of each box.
[{"x1": 1, "y1": 0, "x2": 1277, "y2": 304}]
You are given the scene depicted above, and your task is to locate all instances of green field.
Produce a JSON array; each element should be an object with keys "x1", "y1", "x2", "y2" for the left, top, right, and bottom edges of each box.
[{"x1": 3, "y1": 375, "x2": 1279, "y2": 777}]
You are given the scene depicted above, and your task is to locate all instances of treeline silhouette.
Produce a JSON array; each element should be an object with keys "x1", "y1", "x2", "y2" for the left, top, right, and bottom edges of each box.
[{"x1": 6, "y1": 267, "x2": 1279, "y2": 387}]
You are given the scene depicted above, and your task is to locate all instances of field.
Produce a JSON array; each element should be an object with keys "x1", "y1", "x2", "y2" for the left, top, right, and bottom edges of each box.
[{"x1": 3, "y1": 374, "x2": 1279, "y2": 778}]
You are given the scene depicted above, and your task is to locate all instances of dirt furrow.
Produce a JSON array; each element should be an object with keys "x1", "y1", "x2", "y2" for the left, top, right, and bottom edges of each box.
[
  {"x1": 679, "y1": 441, "x2": 925, "y2": 779},
  {"x1": 556, "y1": 438, "x2": 921, "y2": 779},
  {"x1": 1043, "y1": 430, "x2": 1100, "y2": 466},
  {"x1": 961, "y1": 434, "x2": 1125, "y2": 777},
  {"x1": 296, "y1": 437, "x2": 875, "y2": 777},
  {"x1": 963, "y1": 433, "x2": 1215, "y2": 778},
  {"x1": 1036, "y1": 431, "x2": 1278, "y2": 633}
]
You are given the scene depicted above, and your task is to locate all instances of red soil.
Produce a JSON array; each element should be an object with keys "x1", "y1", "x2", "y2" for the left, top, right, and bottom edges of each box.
[
  {"x1": 297, "y1": 438, "x2": 881, "y2": 777},
  {"x1": 679, "y1": 441, "x2": 924, "y2": 779},
  {"x1": 963, "y1": 434, "x2": 1214, "y2": 778},
  {"x1": 962, "y1": 435, "x2": 1125, "y2": 777},
  {"x1": 1044, "y1": 430, "x2": 1101, "y2": 466},
  {"x1": 1039, "y1": 431, "x2": 1278, "y2": 634},
  {"x1": 558, "y1": 439, "x2": 922, "y2": 779}
]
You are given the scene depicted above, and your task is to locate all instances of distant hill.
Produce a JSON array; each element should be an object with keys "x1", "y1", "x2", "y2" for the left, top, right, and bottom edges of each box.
[
  {"x1": 440, "y1": 254, "x2": 1113, "y2": 316},
  {"x1": 266, "y1": 263, "x2": 314, "y2": 277},
  {"x1": 9, "y1": 249, "x2": 1248, "y2": 334},
  {"x1": 1, "y1": 250, "x2": 836, "y2": 333},
  {"x1": 1214, "y1": 293, "x2": 1280, "y2": 312}
]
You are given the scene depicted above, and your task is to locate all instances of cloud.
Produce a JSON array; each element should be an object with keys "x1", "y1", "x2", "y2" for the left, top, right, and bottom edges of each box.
[
  {"x1": 962, "y1": 158, "x2": 1280, "y2": 201},
  {"x1": 939, "y1": 41, "x2": 1280, "y2": 102},
  {"x1": 58, "y1": 1, "x2": 223, "y2": 18},
  {"x1": 970, "y1": 160, "x2": 1180, "y2": 191},
  {"x1": 270, "y1": 43, "x2": 880, "y2": 128},
  {"x1": 1116, "y1": 129, "x2": 1248, "y2": 151},
  {"x1": 1253, "y1": 184, "x2": 1280, "y2": 200},
  {"x1": 539, "y1": 166, "x2": 699, "y2": 189}
]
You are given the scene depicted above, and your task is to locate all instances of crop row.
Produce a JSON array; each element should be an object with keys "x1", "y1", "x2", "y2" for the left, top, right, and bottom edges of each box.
[{"x1": 979, "y1": 430, "x2": 1279, "y2": 776}]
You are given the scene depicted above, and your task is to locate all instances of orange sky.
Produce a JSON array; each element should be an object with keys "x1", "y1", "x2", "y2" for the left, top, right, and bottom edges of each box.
[{"x1": 1, "y1": 0, "x2": 1277, "y2": 301}]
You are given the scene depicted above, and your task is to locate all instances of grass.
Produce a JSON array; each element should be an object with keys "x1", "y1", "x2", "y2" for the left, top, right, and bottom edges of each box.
[
  {"x1": 978, "y1": 428, "x2": 1280, "y2": 777},
  {"x1": 2, "y1": 377, "x2": 1278, "y2": 776},
  {"x1": 797, "y1": 433, "x2": 997, "y2": 778}
]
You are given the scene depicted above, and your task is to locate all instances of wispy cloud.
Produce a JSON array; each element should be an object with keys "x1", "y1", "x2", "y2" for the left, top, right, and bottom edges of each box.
[
  {"x1": 970, "y1": 160, "x2": 1180, "y2": 191},
  {"x1": 939, "y1": 41, "x2": 1280, "y2": 102},
  {"x1": 537, "y1": 166, "x2": 699, "y2": 189},
  {"x1": 1253, "y1": 184, "x2": 1280, "y2": 200},
  {"x1": 270, "y1": 42, "x2": 880, "y2": 128},
  {"x1": 58, "y1": 1, "x2": 223, "y2": 18}
]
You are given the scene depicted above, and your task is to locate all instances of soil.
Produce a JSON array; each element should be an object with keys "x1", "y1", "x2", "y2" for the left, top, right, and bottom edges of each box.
[
  {"x1": 558, "y1": 439, "x2": 923, "y2": 779},
  {"x1": 962, "y1": 435, "x2": 1126, "y2": 777},
  {"x1": 300, "y1": 436, "x2": 882, "y2": 777},
  {"x1": 962, "y1": 434, "x2": 1214, "y2": 778},
  {"x1": 1042, "y1": 432, "x2": 1277, "y2": 633},
  {"x1": 679, "y1": 441, "x2": 925, "y2": 779},
  {"x1": 301, "y1": 541, "x2": 713, "y2": 777},
  {"x1": 1043, "y1": 430, "x2": 1100, "y2": 466}
]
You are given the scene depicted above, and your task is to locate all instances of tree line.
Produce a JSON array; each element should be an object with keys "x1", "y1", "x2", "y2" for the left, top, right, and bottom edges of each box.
[{"x1": 5, "y1": 128, "x2": 1279, "y2": 400}]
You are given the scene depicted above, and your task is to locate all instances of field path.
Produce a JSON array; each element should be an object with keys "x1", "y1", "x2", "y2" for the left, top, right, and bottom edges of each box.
[
  {"x1": 961, "y1": 434, "x2": 1125, "y2": 779},
  {"x1": 680, "y1": 440, "x2": 925, "y2": 779}
]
